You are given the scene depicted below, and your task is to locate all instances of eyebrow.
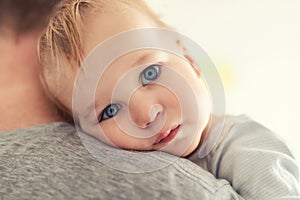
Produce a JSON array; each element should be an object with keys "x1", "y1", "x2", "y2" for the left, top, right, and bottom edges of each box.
[{"x1": 132, "y1": 51, "x2": 156, "y2": 67}]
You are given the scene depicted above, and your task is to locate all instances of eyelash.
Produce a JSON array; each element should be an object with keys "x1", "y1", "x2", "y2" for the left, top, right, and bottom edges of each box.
[
  {"x1": 98, "y1": 64, "x2": 161, "y2": 123},
  {"x1": 98, "y1": 103, "x2": 122, "y2": 122}
]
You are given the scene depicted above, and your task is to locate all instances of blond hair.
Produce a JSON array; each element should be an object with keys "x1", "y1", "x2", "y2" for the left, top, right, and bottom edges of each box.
[{"x1": 38, "y1": 0, "x2": 167, "y2": 121}]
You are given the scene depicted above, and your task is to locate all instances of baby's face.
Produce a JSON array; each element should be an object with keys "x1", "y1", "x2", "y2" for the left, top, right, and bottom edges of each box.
[
  {"x1": 92, "y1": 49, "x2": 211, "y2": 157},
  {"x1": 59, "y1": 7, "x2": 212, "y2": 156}
]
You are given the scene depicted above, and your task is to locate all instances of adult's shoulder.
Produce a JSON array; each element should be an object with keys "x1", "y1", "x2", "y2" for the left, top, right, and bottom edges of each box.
[{"x1": 0, "y1": 122, "x2": 243, "y2": 200}]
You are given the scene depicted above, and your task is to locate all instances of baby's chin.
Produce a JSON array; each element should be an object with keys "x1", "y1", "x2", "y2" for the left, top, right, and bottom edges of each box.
[{"x1": 181, "y1": 141, "x2": 200, "y2": 157}]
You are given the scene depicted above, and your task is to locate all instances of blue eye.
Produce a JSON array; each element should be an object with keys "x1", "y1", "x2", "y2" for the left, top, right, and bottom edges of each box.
[
  {"x1": 140, "y1": 65, "x2": 160, "y2": 86},
  {"x1": 98, "y1": 103, "x2": 122, "y2": 122}
]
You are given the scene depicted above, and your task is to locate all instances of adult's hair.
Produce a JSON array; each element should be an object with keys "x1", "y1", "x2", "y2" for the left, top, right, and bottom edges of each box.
[{"x1": 0, "y1": 0, "x2": 61, "y2": 35}]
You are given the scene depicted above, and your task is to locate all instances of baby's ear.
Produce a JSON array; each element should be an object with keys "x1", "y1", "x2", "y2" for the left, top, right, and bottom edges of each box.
[{"x1": 176, "y1": 40, "x2": 201, "y2": 78}]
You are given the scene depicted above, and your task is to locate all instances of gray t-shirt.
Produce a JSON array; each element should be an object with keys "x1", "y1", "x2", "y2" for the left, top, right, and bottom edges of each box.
[{"x1": 0, "y1": 122, "x2": 242, "y2": 200}]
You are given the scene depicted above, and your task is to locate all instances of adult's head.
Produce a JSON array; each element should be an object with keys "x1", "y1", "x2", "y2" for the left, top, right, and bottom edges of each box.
[{"x1": 0, "y1": 0, "x2": 61, "y2": 36}]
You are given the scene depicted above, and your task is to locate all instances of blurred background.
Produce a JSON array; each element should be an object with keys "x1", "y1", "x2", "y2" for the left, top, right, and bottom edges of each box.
[{"x1": 146, "y1": 0, "x2": 300, "y2": 165}]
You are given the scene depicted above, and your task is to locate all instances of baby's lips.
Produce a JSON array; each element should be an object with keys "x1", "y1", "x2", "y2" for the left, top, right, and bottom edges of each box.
[
  {"x1": 154, "y1": 132, "x2": 170, "y2": 145},
  {"x1": 154, "y1": 124, "x2": 180, "y2": 145}
]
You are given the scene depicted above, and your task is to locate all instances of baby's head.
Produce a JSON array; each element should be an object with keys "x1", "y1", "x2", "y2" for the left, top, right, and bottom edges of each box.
[{"x1": 39, "y1": 0, "x2": 212, "y2": 157}]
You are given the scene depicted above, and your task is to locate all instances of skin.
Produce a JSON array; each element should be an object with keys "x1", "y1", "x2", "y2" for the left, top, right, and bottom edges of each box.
[
  {"x1": 54, "y1": 7, "x2": 212, "y2": 157},
  {"x1": 0, "y1": 30, "x2": 62, "y2": 130}
]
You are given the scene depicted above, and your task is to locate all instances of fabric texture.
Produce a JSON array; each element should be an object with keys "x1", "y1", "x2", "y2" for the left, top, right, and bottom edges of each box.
[
  {"x1": 188, "y1": 115, "x2": 300, "y2": 200},
  {"x1": 0, "y1": 122, "x2": 243, "y2": 200}
]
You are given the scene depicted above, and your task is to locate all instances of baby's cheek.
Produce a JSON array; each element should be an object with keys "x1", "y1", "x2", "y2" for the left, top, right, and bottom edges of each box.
[
  {"x1": 99, "y1": 122, "x2": 135, "y2": 149},
  {"x1": 99, "y1": 122, "x2": 119, "y2": 142}
]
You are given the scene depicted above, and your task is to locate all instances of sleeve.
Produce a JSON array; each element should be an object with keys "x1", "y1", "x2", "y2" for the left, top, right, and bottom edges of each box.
[{"x1": 207, "y1": 116, "x2": 300, "y2": 200}]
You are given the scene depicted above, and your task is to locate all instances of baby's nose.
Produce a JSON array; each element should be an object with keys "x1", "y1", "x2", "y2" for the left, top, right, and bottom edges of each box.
[
  {"x1": 129, "y1": 90, "x2": 163, "y2": 128},
  {"x1": 146, "y1": 104, "x2": 163, "y2": 126}
]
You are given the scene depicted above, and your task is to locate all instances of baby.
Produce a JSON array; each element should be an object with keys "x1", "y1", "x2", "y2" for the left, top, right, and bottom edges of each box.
[{"x1": 38, "y1": 0, "x2": 300, "y2": 199}]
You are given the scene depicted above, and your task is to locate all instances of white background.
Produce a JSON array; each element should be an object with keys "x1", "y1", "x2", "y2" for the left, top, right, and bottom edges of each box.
[{"x1": 146, "y1": 0, "x2": 300, "y2": 166}]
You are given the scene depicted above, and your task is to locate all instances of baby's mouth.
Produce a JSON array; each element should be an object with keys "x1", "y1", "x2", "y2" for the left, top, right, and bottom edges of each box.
[{"x1": 154, "y1": 125, "x2": 181, "y2": 145}]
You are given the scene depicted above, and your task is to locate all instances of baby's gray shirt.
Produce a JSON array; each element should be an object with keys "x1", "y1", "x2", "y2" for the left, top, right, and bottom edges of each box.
[{"x1": 189, "y1": 115, "x2": 300, "y2": 199}]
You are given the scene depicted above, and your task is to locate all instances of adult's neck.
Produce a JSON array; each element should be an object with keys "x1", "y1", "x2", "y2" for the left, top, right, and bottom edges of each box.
[{"x1": 0, "y1": 30, "x2": 63, "y2": 131}]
